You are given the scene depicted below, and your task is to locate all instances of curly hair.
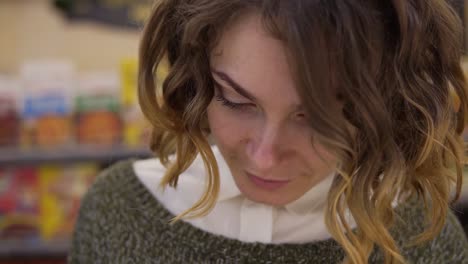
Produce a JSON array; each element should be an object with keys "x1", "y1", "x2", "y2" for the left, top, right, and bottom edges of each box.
[{"x1": 138, "y1": 0, "x2": 468, "y2": 263}]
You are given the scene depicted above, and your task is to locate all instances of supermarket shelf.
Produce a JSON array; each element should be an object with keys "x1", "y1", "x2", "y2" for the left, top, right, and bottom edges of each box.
[
  {"x1": 0, "y1": 145, "x2": 152, "y2": 165},
  {"x1": 0, "y1": 239, "x2": 68, "y2": 258}
]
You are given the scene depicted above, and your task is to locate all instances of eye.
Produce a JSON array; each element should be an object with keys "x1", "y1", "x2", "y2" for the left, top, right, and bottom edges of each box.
[
  {"x1": 212, "y1": 81, "x2": 257, "y2": 112},
  {"x1": 215, "y1": 94, "x2": 255, "y2": 111}
]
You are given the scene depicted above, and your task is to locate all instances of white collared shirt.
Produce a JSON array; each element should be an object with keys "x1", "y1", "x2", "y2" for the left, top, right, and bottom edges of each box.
[{"x1": 133, "y1": 146, "x2": 337, "y2": 244}]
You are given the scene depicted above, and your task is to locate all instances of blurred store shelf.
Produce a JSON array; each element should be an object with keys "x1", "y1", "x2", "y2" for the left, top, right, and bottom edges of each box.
[
  {"x1": 0, "y1": 239, "x2": 68, "y2": 259},
  {"x1": 0, "y1": 146, "x2": 152, "y2": 166}
]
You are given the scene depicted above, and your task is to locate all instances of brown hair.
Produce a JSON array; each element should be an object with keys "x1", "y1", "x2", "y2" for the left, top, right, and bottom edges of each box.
[{"x1": 138, "y1": 0, "x2": 468, "y2": 263}]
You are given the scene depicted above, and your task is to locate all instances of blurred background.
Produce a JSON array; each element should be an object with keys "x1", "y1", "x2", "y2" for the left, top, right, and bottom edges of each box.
[
  {"x1": 0, "y1": 0, "x2": 155, "y2": 263},
  {"x1": 0, "y1": 0, "x2": 467, "y2": 264}
]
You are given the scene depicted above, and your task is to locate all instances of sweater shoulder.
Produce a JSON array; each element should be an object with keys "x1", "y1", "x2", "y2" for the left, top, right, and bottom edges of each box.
[
  {"x1": 75, "y1": 160, "x2": 158, "y2": 215},
  {"x1": 74, "y1": 158, "x2": 173, "y2": 222},
  {"x1": 390, "y1": 198, "x2": 468, "y2": 263},
  {"x1": 68, "y1": 159, "x2": 173, "y2": 263}
]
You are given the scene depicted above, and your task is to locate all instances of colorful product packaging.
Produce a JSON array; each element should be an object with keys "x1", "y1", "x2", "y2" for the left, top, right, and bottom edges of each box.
[
  {"x1": 120, "y1": 58, "x2": 148, "y2": 148},
  {"x1": 76, "y1": 72, "x2": 122, "y2": 146},
  {"x1": 20, "y1": 61, "x2": 75, "y2": 149},
  {"x1": 120, "y1": 58, "x2": 156, "y2": 148},
  {"x1": 39, "y1": 163, "x2": 98, "y2": 241},
  {"x1": 0, "y1": 167, "x2": 40, "y2": 240}
]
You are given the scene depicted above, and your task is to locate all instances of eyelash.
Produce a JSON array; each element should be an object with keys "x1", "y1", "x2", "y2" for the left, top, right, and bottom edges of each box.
[
  {"x1": 213, "y1": 87, "x2": 307, "y2": 123},
  {"x1": 215, "y1": 94, "x2": 249, "y2": 110}
]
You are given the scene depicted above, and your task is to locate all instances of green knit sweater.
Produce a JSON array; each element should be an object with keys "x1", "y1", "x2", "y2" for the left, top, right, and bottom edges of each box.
[{"x1": 68, "y1": 160, "x2": 468, "y2": 263}]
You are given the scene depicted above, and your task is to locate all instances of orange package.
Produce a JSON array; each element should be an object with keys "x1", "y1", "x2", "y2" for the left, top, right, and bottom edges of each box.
[
  {"x1": 20, "y1": 61, "x2": 75, "y2": 149},
  {"x1": 76, "y1": 72, "x2": 122, "y2": 146}
]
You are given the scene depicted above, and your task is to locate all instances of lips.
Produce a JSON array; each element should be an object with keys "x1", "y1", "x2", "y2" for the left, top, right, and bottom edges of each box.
[{"x1": 246, "y1": 171, "x2": 290, "y2": 190}]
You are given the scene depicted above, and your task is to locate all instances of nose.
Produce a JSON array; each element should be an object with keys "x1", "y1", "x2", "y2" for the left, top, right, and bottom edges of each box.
[{"x1": 246, "y1": 124, "x2": 282, "y2": 171}]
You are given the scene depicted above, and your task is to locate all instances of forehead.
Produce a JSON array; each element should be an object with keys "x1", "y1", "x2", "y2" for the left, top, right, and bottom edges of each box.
[{"x1": 210, "y1": 13, "x2": 301, "y2": 106}]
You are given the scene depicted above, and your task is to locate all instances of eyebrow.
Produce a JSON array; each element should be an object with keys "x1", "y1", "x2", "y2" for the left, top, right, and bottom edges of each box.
[{"x1": 211, "y1": 70, "x2": 256, "y2": 101}]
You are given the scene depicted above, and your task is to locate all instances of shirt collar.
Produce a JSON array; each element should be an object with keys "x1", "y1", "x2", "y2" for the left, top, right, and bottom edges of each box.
[{"x1": 214, "y1": 145, "x2": 335, "y2": 214}]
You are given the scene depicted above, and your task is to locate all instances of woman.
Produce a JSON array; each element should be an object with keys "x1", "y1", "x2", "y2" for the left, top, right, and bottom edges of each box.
[{"x1": 69, "y1": 0, "x2": 468, "y2": 263}]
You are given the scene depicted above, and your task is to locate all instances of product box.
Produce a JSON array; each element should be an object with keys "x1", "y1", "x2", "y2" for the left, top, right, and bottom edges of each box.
[
  {"x1": 0, "y1": 167, "x2": 39, "y2": 240},
  {"x1": 76, "y1": 72, "x2": 122, "y2": 146},
  {"x1": 39, "y1": 163, "x2": 98, "y2": 241},
  {"x1": 20, "y1": 61, "x2": 75, "y2": 149},
  {"x1": 120, "y1": 58, "x2": 154, "y2": 148}
]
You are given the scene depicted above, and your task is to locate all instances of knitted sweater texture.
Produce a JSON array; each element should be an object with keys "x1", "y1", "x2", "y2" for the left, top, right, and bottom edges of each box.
[{"x1": 68, "y1": 160, "x2": 468, "y2": 264}]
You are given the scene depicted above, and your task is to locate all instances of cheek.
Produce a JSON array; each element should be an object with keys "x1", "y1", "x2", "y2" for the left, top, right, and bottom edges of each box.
[
  {"x1": 288, "y1": 128, "x2": 337, "y2": 173},
  {"x1": 207, "y1": 102, "x2": 249, "y2": 148},
  {"x1": 303, "y1": 141, "x2": 337, "y2": 174}
]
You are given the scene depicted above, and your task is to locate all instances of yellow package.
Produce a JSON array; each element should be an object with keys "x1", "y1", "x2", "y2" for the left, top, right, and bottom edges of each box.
[
  {"x1": 39, "y1": 163, "x2": 98, "y2": 241},
  {"x1": 121, "y1": 58, "x2": 154, "y2": 148}
]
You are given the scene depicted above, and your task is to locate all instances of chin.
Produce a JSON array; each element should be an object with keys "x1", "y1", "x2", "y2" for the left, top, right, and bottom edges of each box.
[
  {"x1": 251, "y1": 196, "x2": 290, "y2": 206},
  {"x1": 238, "y1": 184, "x2": 296, "y2": 206}
]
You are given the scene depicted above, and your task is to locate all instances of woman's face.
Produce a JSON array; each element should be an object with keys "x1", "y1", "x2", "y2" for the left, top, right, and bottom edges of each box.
[{"x1": 207, "y1": 13, "x2": 337, "y2": 206}]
